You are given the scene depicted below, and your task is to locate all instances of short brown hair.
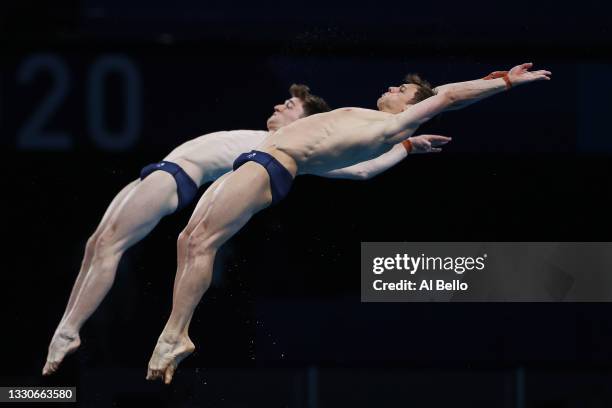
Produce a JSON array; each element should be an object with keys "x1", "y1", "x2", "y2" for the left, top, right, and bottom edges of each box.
[
  {"x1": 404, "y1": 74, "x2": 435, "y2": 104},
  {"x1": 289, "y1": 84, "x2": 331, "y2": 116}
]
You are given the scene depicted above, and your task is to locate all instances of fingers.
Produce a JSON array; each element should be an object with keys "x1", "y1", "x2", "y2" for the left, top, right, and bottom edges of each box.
[
  {"x1": 540, "y1": 71, "x2": 552, "y2": 80},
  {"x1": 522, "y1": 62, "x2": 534, "y2": 69},
  {"x1": 419, "y1": 134, "x2": 450, "y2": 140},
  {"x1": 511, "y1": 63, "x2": 553, "y2": 82},
  {"x1": 521, "y1": 62, "x2": 554, "y2": 79},
  {"x1": 423, "y1": 135, "x2": 452, "y2": 145},
  {"x1": 432, "y1": 138, "x2": 451, "y2": 146},
  {"x1": 510, "y1": 62, "x2": 533, "y2": 73},
  {"x1": 427, "y1": 135, "x2": 451, "y2": 140},
  {"x1": 532, "y1": 69, "x2": 552, "y2": 81},
  {"x1": 532, "y1": 73, "x2": 551, "y2": 81},
  {"x1": 410, "y1": 134, "x2": 451, "y2": 153}
]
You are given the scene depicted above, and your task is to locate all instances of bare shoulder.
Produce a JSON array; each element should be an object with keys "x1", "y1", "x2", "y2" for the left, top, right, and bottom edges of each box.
[{"x1": 188, "y1": 130, "x2": 230, "y2": 143}]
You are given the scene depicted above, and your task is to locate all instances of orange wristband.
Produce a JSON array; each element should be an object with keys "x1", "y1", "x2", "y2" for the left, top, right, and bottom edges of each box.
[
  {"x1": 482, "y1": 70, "x2": 508, "y2": 80},
  {"x1": 502, "y1": 73, "x2": 512, "y2": 90},
  {"x1": 402, "y1": 139, "x2": 413, "y2": 154},
  {"x1": 482, "y1": 71, "x2": 512, "y2": 90}
]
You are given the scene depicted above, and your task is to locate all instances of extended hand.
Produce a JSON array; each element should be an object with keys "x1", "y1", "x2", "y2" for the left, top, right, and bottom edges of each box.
[
  {"x1": 408, "y1": 134, "x2": 452, "y2": 154},
  {"x1": 508, "y1": 62, "x2": 551, "y2": 86}
]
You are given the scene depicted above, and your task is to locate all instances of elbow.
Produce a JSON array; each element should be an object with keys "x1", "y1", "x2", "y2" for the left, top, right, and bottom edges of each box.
[
  {"x1": 355, "y1": 169, "x2": 375, "y2": 180},
  {"x1": 437, "y1": 89, "x2": 457, "y2": 108}
]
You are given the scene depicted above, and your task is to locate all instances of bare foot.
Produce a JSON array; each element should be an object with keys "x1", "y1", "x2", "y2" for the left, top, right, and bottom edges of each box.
[
  {"x1": 146, "y1": 334, "x2": 195, "y2": 384},
  {"x1": 42, "y1": 330, "x2": 81, "y2": 375}
]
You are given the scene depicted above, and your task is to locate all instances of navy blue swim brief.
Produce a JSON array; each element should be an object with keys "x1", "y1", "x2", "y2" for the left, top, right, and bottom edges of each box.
[
  {"x1": 232, "y1": 150, "x2": 294, "y2": 205},
  {"x1": 139, "y1": 161, "x2": 198, "y2": 211}
]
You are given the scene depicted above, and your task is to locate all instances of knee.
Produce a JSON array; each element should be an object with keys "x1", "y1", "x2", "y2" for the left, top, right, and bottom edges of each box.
[
  {"x1": 186, "y1": 229, "x2": 217, "y2": 259},
  {"x1": 94, "y1": 225, "x2": 122, "y2": 258},
  {"x1": 178, "y1": 230, "x2": 190, "y2": 247},
  {"x1": 177, "y1": 221, "x2": 200, "y2": 252},
  {"x1": 85, "y1": 233, "x2": 99, "y2": 253}
]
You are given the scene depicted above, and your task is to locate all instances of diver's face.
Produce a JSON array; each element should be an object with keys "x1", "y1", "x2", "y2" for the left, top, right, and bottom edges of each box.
[
  {"x1": 266, "y1": 97, "x2": 305, "y2": 131},
  {"x1": 376, "y1": 83, "x2": 419, "y2": 113}
]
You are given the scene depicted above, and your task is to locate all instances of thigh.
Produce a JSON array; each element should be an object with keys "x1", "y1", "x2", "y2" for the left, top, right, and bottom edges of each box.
[
  {"x1": 93, "y1": 179, "x2": 140, "y2": 235},
  {"x1": 184, "y1": 172, "x2": 232, "y2": 234},
  {"x1": 100, "y1": 171, "x2": 179, "y2": 248},
  {"x1": 191, "y1": 163, "x2": 273, "y2": 248}
]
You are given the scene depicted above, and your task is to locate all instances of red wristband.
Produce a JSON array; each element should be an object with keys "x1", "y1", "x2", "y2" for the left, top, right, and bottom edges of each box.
[
  {"x1": 402, "y1": 139, "x2": 413, "y2": 154},
  {"x1": 482, "y1": 71, "x2": 512, "y2": 90},
  {"x1": 502, "y1": 73, "x2": 512, "y2": 90},
  {"x1": 482, "y1": 71, "x2": 508, "y2": 80}
]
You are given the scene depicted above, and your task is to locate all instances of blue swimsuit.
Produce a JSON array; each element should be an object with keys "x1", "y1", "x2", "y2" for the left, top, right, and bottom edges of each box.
[
  {"x1": 139, "y1": 161, "x2": 198, "y2": 211},
  {"x1": 232, "y1": 150, "x2": 294, "y2": 205}
]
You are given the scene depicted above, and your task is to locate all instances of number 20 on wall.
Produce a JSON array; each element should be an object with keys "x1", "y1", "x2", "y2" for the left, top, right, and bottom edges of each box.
[{"x1": 15, "y1": 54, "x2": 142, "y2": 151}]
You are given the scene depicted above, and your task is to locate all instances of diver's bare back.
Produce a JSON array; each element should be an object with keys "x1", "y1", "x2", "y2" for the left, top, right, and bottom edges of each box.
[
  {"x1": 260, "y1": 107, "x2": 394, "y2": 175},
  {"x1": 163, "y1": 130, "x2": 268, "y2": 184}
]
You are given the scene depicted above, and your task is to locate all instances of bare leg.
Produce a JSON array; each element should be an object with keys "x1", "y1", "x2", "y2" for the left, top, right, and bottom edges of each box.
[
  {"x1": 41, "y1": 181, "x2": 138, "y2": 375},
  {"x1": 170, "y1": 180, "x2": 226, "y2": 337},
  {"x1": 43, "y1": 172, "x2": 179, "y2": 375},
  {"x1": 147, "y1": 164, "x2": 273, "y2": 383},
  {"x1": 59, "y1": 180, "x2": 139, "y2": 325}
]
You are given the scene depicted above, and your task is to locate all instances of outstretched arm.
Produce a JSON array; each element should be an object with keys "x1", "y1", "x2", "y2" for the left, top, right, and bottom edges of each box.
[
  {"x1": 434, "y1": 62, "x2": 552, "y2": 111},
  {"x1": 322, "y1": 134, "x2": 451, "y2": 180},
  {"x1": 383, "y1": 62, "x2": 551, "y2": 143}
]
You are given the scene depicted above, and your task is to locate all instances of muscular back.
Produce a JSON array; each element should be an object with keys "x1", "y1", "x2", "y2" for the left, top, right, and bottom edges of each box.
[
  {"x1": 259, "y1": 108, "x2": 397, "y2": 175},
  {"x1": 163, "y1": 130, "x2": 268, "y2": 185}
]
